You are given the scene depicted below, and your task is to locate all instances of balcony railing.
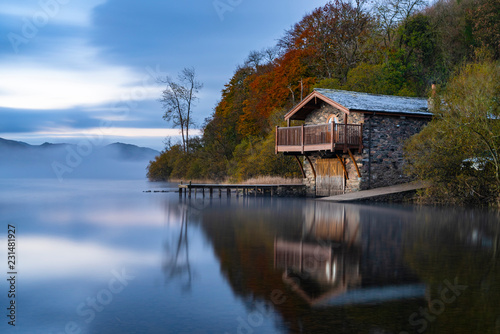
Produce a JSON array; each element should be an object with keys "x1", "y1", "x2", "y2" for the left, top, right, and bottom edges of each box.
[{"x1": 275, "y1": 123, "x2": 363, "y2": 154}]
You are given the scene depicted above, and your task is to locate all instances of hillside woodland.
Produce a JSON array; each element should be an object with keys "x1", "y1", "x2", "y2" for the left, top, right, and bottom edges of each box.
[{"x1": 148, "y1": 0, "x2": 499, "y2": 203}]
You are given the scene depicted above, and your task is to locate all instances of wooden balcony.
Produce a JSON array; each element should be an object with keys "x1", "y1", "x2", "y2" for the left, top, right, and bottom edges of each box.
[{"x1": 276, "y1": 123, "x2": 363, "y2": 154}]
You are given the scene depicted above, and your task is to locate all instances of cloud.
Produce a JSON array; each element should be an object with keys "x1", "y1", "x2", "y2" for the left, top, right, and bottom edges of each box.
[
  {"x1": 0, "y1": 0, "x2": 108, "y2": 28},
  {"x1": 0, "y1": 127, "x2": 201, "y2": 139},
  {"x1": 0, "y1": 99, "x2": 166, "y2": 134},
  {"x1": 0, "y1": 0, "x2": 164, "y2": 111},
  {"x1": 0, "y1": 41, "x2": 160, "y2": 110}
]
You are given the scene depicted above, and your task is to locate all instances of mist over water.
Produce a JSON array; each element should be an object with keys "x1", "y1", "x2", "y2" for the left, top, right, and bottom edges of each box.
[{"x1": 0, "y1": 138, "x2": 159, "y2": 180}]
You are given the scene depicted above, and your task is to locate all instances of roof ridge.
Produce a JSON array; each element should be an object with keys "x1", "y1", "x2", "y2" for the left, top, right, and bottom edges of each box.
[{"x1": 313, "y1": 88, "x2": 427, "y2": 100}]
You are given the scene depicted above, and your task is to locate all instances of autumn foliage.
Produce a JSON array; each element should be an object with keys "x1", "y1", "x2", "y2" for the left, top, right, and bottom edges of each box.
[{"x1": 148, "y1": 0, "x2": 500, "y2": 182}]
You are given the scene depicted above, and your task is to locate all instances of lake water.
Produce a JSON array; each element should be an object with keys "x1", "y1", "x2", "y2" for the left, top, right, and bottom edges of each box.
[{"x1": 1, "y1": 179, "x2": 499, "y2": 334}]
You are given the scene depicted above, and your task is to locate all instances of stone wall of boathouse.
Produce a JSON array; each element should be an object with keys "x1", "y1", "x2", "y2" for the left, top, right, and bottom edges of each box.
[
  {"x1": 360, "y1": 113, "x2": 429, "y2": 190},
  {"x1": 303, "y1": 103, "x2": 364, "y2": 126}
]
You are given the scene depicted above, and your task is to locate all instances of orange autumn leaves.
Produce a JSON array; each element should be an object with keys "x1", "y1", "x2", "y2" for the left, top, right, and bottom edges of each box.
[{"x1": 238, "y1": 48, "x2": 315, "y2": 138}]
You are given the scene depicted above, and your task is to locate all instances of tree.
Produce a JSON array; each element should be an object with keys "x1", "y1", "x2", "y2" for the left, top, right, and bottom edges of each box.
[
  {"x1": 424, "y1": 0, "x2": 477, "y2": 77},
  {"x1": 405, "y1": 60, "x2": 500, "y2": 205},
  {"x1": 436, "y1": 60, "x2": 500, "y2": 186},
  {"x1": 159, "y1": 67, "x2": 203, "y2": 152},
  {"x1": 278, "y1": 0, "x2": 373, "y2": 83},
  {"x1": 395, "y1": 13, "x2": 438, "y2": 94},
  {"x1": 469, "y1": 0, "x2": 500, "y2": 59},
  {"x1": 374, "y1": 0, "x2": 426, "y2": 49}
]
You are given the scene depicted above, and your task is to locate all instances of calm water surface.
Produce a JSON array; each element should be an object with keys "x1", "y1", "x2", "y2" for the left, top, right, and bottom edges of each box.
[{"x1": 1, "y1": 179, "x2": 499, "y2": 334}]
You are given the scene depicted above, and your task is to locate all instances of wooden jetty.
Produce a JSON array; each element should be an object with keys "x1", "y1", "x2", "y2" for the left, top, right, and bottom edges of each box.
[
  {"x1": 178, "y1": 183, "x2": 304, "y2": 198},
  {"x1": 317, "y1": 181, "x2": 430, "y2": 202}
]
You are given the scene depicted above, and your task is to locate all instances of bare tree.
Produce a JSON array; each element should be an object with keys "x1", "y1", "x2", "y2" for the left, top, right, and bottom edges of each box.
[
  {"x1": 244, "y1": 47, "x2": 281, "y2": 69},
  {"x1": 244, "y1": 50, "x2": 264, "y2": 68},
  {"x1": 374, "y1": 0, "x2": 426, "y2": 48},
  {"x1": 159, "y1": 67, "x2": 203, "y2": 152},
  {"x1": 262, "y1": 46, "x2": 281, "y2": 63}
]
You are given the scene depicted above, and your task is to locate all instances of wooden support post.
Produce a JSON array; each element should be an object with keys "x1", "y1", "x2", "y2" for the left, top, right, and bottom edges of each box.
[
  {"x1": 275, "y1": 126, "x2": 279, "y2": 154},
  {"x1": 301, "y1": 124, "x2": 305, "y2": 154},
  {"x1": 209, "y1": 187, "x2": 213, "y2": 198},
  {"x1": 348, "y1": 148, "x2": 361, "y2": 178},
  {"x1": 359, "y1": 124, "x2": 364, "y2": 151},
  {"x1": 271, "y1": 187, "x2": 274, "y2": 197},
  {"x1": 344, "y1": 118, "x2": 348, "y2": 153},
  {"x1": 194, "y1": 188, "x2": 197, "y2": 198},
  {"x1": 294, "y1": 155, "x2": 306, "y2": 178},
  {"x1": 331, "y1": 122, "x2": 335, "y2": 152},
  {"x1": 336, "y1": 154, "x2": 349, "y2": 180},
  {"x1": 255, "y1": 186, "x2": 258, "y2": 197},
  {"x1": 305, "y1": 155, "x2": 316, "y2": 179},
  {"x1": 219, "y1": 188, "x2": 222, "y2": 197},
  {"x1": 227, "y1": 188, "x2": 230, "y2": 197},
  {"x1": 179, "y1": 187, "x2": 182, "y2": 198},
  {"x1": 188, "y1": 187, "x2": 191, "y2": 199}
]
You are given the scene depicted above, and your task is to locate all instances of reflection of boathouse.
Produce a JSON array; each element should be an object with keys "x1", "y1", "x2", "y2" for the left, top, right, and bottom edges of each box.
[
  {"x1": 275, "y1": 239, "x2": 361, "y2": 305},
  {"x1": 275, "y1": 202, "x2": 425, "y2": 307}
]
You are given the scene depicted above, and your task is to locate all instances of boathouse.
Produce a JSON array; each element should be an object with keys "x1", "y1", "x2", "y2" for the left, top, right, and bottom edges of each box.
[{"x1": 275, "y1": 88, "x2": 431, "y2": 197}]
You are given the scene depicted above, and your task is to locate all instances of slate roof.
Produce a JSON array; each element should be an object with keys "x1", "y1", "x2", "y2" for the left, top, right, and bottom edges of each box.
[{"x1": 314, "y1": 88, "x2": 430, "y2": 115}]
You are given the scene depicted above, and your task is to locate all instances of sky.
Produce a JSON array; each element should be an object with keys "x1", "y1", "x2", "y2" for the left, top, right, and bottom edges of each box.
[{"x1": 0, "y1": 0, "x2": 327, "y2": 151}]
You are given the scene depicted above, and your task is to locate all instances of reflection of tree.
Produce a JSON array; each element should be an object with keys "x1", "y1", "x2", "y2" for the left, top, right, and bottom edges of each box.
[{"x1": 162, "y1": 203, "x2": 192, "y2": 292}]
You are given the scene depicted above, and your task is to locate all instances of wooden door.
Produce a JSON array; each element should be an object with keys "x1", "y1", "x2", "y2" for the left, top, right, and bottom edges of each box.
[{"x1": 316, "y1": 158, "x2": 345, "y2": 197}]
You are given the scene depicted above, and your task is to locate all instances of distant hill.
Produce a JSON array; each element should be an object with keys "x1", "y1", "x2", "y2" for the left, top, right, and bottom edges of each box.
[
  {"x1": 0, "y1": 138, "x2": 160, "y2": 180},
  {"x1": 0, "y1": 137, "x2": 31, "y2": 149},
  {"x1": 104, "y1": 142, "x2": 160, "y2": 161}
]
